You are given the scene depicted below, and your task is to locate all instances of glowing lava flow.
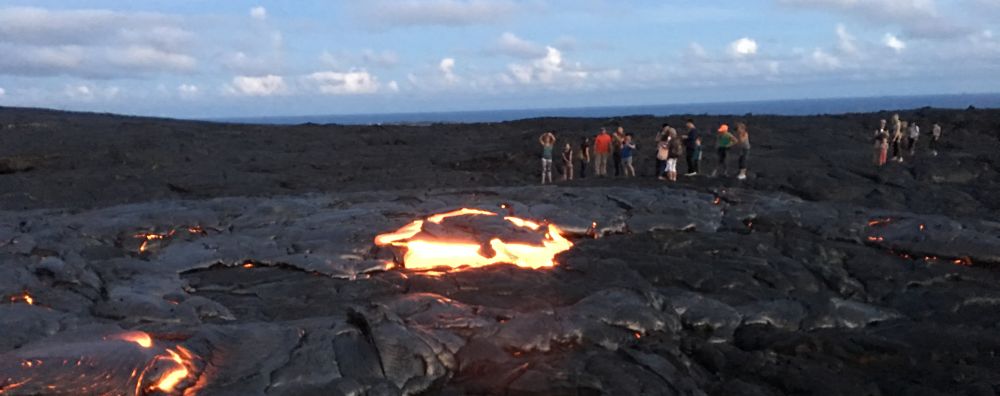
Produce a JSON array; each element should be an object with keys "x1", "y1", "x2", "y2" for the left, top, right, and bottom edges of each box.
[{"x1": 374, "y1": 208, "x2": 573, "y2": 271}]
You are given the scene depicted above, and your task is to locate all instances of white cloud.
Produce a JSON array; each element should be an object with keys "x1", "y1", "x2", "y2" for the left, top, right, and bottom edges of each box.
[
  {"x1": 778, "y1": 0, "x2": 968, "y2": 38},
  {"x1": 440, "y1": 58, "x2": 458, "y2": 82},
  {"x1": 306, "y1": 70, "x2": 381, "y2": 95},
  {"x1": 0, "y1": 7, "x2": 197, "y2": 77},
  {"x1": 177, "y1": 84, "x2": 199, "y2": 98},
  {"x1": 884, "y1": 33, "x2": 907, "y2": 52},
  {"x1": 494, "y1": 32, "x2": 547, "y2": 58},
  {"x1": 108, "y1": 46, "x2": 197, "y2": 72},
  {"x1": 64, "y1": 84, "x2": 120, "y2": 101},
  {"x1": 355, "y1": 0, "x2": 521, "y2": 28},
  {"x1": 506, "y1": 46, "x2": 589, "y2": 85},
  {"x1": 250, "y1": 6, "x2": 267, "y2": 20},
  {"x1": 810, "y1": 48, "x2": 842, "y2": 69},
  {"x1": 687, "y1": 42, "x2": 709, "y2": 59},
  {"x1": 387, "y1": 80, "x2": 400, "y2": 92},
  {"x1": 0, "y1": 87, "x2": 5, "y2": 97},
  {"x1": 228, "y1": 75, "x2": 288, "y2": 96},
  {"x1": 728, "y1": 37, "x2": 759, "y2": 57},
  {"x1": 835, "y1": 24, "x2": 858, "y2": 54}
]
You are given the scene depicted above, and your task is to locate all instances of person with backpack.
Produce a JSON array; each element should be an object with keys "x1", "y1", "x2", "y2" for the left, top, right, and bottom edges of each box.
[
  {"x1": 539, "y1": 131, "x2": 556, "y2": 184},
  {"x1": 654, "y1": 123, "x2": 670, "y2": 175},
  {"x1": 714, "y1": 124, "x2": 736, "y2": 177},
  {"x1": 655, "y1": 133, "x2": 670, "y2": 180}
]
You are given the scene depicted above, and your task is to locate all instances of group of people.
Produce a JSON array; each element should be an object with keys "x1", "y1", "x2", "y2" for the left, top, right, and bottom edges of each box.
[
  {"x1": 871, "y1": 113, "x2": 943, "y2": 167},
  {"x1": 538, "y1": 119, "x2": 751, "y2": 184}
]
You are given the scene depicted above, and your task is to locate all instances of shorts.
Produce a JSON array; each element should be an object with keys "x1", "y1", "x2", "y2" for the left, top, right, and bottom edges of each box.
[
  {"x1": 541, "y1": 158, "x2": 552, "y2": 171},
  {"x1": 623, "y1": 156, "x2": 633, "y2": 166},
  {"x1": 666, "y1": 158, "x2": 677, "y2": 173}
]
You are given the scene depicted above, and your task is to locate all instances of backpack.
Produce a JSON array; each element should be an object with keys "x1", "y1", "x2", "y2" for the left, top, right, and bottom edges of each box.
[{"x1": 656, "y1": 141, "x2": 670, "y2": 160}]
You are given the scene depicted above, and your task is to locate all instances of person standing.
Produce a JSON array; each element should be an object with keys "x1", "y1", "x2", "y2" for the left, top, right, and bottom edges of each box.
[
  {"x1": 735, "y1": 122, "x2": 751, "y2": 180},
  {"x1": 872, "y1": 119, "x2": 889, "y2": 166},
  {"x1": 622, "y1": 133, "x2": 637, "y2": 177},
  {"x1": 539, "y1": 131, "x2": 556, "y2": 184},
  {"x1": 714, "y1": 124, "x2": 736, "y2": 177},
  {"x1": 561, "y1": 143, "x2": 574, "y2": 181},
  {"x1": 907, "y1": 122, "x2": 921, "y2": 156},
  {"x1": 890, "y1": 114, "x2": 904, "y2": 163},
  {"x1": 578, "y1": 137, "x2": 591, "y2": 179},
  {"x1": 874, "y1": 119, "x2": 890, "y2": 167},
  {"x1": 667, "y1": 128, "x2": 684, "y2": 181},
  {"x1": 654, "y1": 124, "x2": 670, "y2": 176},
  {"x1": 612, "y1": 126, "x2": 625, "y2": 177},
  {"x1": 593, "y1": 128, "x2": 612, "y2": 177},
  {"x1": 655, "y1": 134, "x2": 670, "y2": 180},
  {"x1": 683, "y1": 119, "x2": 700, "y2": 176},
  {"x1": 930, "y1": 123, "x2": 942, "y2": 156}
]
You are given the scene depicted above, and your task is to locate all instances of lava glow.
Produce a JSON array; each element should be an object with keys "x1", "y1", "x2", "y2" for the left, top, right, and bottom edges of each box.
[
  {"x1": 374, "y1": 208, "x2": 573, "y2": 271},
  {"x1": 10, "y1": 291, "x2": 34, "y2": 305},
  {"x1": 117, "y1": 332, "x2": 153, "y2": 348},
  {"x1": 153, "y1": 347, "x2": 193, "y2": 393}
]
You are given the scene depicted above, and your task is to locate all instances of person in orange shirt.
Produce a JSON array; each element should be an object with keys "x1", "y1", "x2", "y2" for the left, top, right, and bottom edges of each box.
[{"x1": 593, "y1": 127, "x2": 612, "y2": 176}]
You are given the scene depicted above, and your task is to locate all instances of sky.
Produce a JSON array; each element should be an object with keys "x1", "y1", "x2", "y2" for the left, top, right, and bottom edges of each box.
[{"x1": 0, "y1": 0, "x2": 998, "y2": 118}]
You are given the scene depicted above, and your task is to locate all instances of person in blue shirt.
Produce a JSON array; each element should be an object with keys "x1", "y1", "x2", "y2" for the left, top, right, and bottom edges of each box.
[{"x1": 622, "y1": 133, "x2": 637, "y2": 177}]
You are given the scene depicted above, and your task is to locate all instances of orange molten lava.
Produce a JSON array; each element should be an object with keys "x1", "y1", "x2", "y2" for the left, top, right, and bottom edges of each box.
[
  {"x1": 10, "y1": 291, "x2": 34, "y2": 305},
  {"x1": 117, "y1": 331, "x2": 153, "y2": 348},
  {"x1": 374, "y1": 208, "x2": 573, "y2": 271},
  {"x1": 152, "y1": 347, "x2": 194, "y2": 393}
]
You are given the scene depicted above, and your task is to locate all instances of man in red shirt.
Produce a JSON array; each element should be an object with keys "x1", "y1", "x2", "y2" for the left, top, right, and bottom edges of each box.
[{"x1": 593, "y1": 128, "x2": 612, "y2": 177}]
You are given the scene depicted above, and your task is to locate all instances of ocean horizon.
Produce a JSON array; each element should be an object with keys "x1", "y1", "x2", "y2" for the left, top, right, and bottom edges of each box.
[{"x1": 211, "y1": 93, "x2": 1000, "y2": 126}]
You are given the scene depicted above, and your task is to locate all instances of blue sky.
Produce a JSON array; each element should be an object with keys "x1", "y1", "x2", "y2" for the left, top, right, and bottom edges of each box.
[{"x1": 0, "y1": 0, "x2": 998, "y2": 118}]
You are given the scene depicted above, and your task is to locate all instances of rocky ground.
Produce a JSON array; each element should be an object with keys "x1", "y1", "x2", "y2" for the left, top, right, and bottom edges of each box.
[{"x1": 1, "y1": 107, "x2": 999, "y2": 395}]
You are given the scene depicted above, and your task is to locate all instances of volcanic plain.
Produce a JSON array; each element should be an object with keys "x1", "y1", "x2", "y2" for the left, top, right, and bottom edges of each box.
[{"x1": 1, "y1": 106, "x2": 1000, "y2": 395}]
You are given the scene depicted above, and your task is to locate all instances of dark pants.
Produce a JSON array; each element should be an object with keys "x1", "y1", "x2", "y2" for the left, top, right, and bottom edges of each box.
[
  {"x1": 717, "y1": 147, "x2": 729, "y2": 176},
  {"x1": 579, "y1": 160, "x2": 588, "y2": 178},
  {"x1": 892, "y1": 140, "x2": 902, "y2": 158},
  {"x1": 930, "y1": 137, "x2": 939, "y2": 150},
  {"x1": 613, "y1": 152, "x2": 622, "y2": 176},
  {"x1": 686, "y1": 147, "x2": 698, "y2": 174},
  {"x1": 738, "y1": 147, "x2": 749, "y2": 170},
  {"x1": 655, "y1": 159, "x2": 666, "y2": 177}
]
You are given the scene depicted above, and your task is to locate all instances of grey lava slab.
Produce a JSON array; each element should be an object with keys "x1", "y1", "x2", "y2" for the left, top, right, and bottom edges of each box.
[{"x1": 2, "y1": 186, "x2": 1000, "y2": 395}]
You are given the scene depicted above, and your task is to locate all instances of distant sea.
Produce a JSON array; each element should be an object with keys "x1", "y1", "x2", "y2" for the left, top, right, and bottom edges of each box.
[{"x1": 215, "y1": 93, "x2": 1000, "y2": 125}]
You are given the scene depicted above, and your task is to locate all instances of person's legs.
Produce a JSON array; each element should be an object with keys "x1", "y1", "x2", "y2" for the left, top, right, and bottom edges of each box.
[
  {"x1": 879, "y1": 144, "x2": 888, "y2": 166},
  {"x1": 909, "y1": 137, "x2": 918, "y2": 155},
  {"x1": 579, "y1": 160, "x2": 586, "y2": 179},
  {"x1": 613, "y1": 152, "x2": 622, "y2": 177},
  {"x1": 666, "y1": 158, "x2": 677, "y2": 181},
  {"x1": 626, "y1": 157, "x2": 635, "y2": 176},
  {"x1": 737, "y1": 148, "x2": 748, "y2": 180},
  {"x1": 685, "y1": 148, "x2": 695, "y2": 175}
]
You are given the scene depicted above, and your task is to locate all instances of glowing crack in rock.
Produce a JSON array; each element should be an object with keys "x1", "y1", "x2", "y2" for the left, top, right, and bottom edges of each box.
[
  {"x1": 374, "y1": 208, "x2": 573, "y2": 271},
  {"x1": 0, "y1": 331, "x2": 198, "y2": 396}
]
